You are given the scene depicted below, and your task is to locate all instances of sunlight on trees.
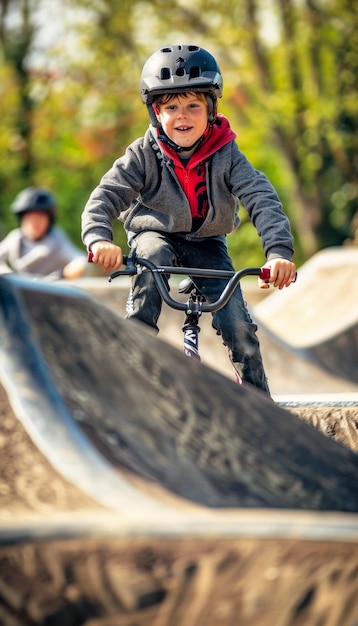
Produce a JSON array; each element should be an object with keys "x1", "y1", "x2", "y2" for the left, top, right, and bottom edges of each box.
[{"x1": 0, "y1": 0, "x2": 357, "y2": 262}]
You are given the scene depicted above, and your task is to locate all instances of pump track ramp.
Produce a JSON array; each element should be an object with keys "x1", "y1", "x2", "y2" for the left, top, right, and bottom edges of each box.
[{"x1": 0, "y1": 272, "x2": 357, "y2": 626}]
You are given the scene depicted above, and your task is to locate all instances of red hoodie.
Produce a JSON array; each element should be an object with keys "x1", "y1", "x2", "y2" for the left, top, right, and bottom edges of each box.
[{"x1": 158, "y1": 114, "x2": 237, "y2": 229}]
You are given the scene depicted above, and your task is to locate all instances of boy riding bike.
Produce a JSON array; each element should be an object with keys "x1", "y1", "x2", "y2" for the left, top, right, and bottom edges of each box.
[{"x1": 81, "y1": 45, "x2": 296, "y2": 394}]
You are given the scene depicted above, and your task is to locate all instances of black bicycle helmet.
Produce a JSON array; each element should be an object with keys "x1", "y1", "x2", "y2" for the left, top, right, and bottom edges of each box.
[
  {"x1": 11, "y1": 187, "x2": 57, "y2": 222},
  {"x1": 140, "y1": 45, "x2": 223, "y2": 127}
]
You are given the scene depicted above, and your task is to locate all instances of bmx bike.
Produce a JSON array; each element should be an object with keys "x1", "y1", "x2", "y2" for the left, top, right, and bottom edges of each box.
[{"x1": 105, "y1": 253, "x2": 271, "y2": 385}]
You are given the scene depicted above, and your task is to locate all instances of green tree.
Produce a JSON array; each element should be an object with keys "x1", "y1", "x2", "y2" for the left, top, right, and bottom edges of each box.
[
  {"x1": 0, "y1": 0, "x2": 36, "y2": 233},
  {"x1": 239, "y1": 0, "x2": 358, "y2": 258},
  {"x1": 0, "y1": 0, "x2": 357, "y2": 262}
]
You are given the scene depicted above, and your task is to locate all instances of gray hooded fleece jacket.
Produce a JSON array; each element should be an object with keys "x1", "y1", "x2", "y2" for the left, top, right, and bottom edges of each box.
[{"x1": 81, "y1": 120, "x2": 294, "y2": 262}]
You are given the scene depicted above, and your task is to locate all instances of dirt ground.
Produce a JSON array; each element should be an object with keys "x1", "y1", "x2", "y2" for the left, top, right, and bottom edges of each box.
[
  {"x1": 1, "y1": 382, "x2": 358, "y2": 626},
  {"x1": 287, "y1": 405, "x2": 358, "y2": 453}
]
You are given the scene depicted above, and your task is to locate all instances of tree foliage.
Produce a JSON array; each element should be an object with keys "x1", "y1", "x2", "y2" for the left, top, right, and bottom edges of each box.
[{"x1": 0, "y1": 0, "x2": 357, "y2": 263}]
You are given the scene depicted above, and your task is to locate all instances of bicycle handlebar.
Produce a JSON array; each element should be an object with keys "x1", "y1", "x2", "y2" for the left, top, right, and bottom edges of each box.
[{"x1": 88, "y1": 252, "x2": 270, "y2": 313}]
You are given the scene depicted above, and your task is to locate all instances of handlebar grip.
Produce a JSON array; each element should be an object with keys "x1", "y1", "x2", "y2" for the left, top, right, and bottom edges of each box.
[{"x1": 260, "y1": 267, "x2": 270, "y2": 282}]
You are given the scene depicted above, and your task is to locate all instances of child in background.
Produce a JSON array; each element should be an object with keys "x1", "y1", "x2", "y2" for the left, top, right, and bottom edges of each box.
[{"x1": 0, "y1": 187, "x2": 87, "y2": 279}]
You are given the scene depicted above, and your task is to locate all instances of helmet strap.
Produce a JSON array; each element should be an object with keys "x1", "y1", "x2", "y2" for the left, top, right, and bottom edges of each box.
[
  {"x1": 157, "y1": 131, "x2": 205, "y2": 153},
  {"x1": 206, "y1": 95, "x2": 217, "y2": 124}
]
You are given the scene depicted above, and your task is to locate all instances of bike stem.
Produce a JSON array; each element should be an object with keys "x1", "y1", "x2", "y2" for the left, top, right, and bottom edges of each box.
[{"x1": 182, "y1": 291, "x2": 206, "y2": 361}]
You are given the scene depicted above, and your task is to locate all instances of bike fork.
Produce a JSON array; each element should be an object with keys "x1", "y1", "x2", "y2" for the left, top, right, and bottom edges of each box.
[
  {"x1": 182, "y1": 316, "x2": 201, "y2": 361},
  {"x1": 182, "y1": 294, "x2": 243, "y2": 385}
]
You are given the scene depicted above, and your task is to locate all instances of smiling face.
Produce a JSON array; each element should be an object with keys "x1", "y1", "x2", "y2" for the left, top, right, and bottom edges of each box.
[{"x1": 153, "y1": 92, "x2": 209, "y2": 154}]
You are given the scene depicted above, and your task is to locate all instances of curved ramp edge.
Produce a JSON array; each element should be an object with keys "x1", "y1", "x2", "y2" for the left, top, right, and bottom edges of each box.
[
  {"x1": 0, "y1": 276, "x2": 174, "y2": 515},
  {"x1": 253, "y1": 247, "x2": 358, "y2": 383},
  {"x1": 0, "y1": 274, "x2": 358, "y2": 515}
]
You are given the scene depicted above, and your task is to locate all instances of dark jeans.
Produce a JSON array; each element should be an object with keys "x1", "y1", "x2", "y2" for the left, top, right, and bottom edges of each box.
[{"x1": 126, "y1": 231, "x2": 270, "y2": 394}]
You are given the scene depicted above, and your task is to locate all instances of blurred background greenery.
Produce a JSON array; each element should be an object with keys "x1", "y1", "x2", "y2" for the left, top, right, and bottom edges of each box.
[{"x1": 0, "y1": 0, "x2": 357, "y2": 267}]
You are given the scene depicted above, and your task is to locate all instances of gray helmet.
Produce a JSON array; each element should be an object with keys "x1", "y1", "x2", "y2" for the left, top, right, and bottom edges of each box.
[
  {"x1": 11, "y1": 187, "x2": 57, "y2": 221},
  {"x1": 140, "y1": 45, "x2": 223, "y2": 127}
]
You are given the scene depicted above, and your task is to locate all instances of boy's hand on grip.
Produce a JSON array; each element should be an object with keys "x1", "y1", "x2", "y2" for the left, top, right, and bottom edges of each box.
[
  {"x1": 89, "y1": 241, "x2": 123, "y2": 271},
  {"x1": 259, "y1": 258, "x2": 297, "y2": 290}
]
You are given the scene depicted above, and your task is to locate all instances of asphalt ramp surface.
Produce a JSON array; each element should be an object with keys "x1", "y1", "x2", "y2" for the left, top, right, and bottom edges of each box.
[
  {"x1": 1, "y1": 260, "x2": 358, "y2": 626},
  {"x1": 0, "y1": 272, "x2": 357, "y2": 515}
]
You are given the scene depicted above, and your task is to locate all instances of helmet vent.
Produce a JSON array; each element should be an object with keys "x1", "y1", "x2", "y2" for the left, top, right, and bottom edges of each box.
[
  {"x1": 140, "y1": 44, "x2": 223, "y2": 117},
  {"x1": 175, "y1": 56, "x2": 185, "y2": 77},
  {"x1": 160, "y1": 68, "x2": 171, "y2": 80},
  {"x1": 189, "y1": 66, "x2": 201, "y2": 78}
]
